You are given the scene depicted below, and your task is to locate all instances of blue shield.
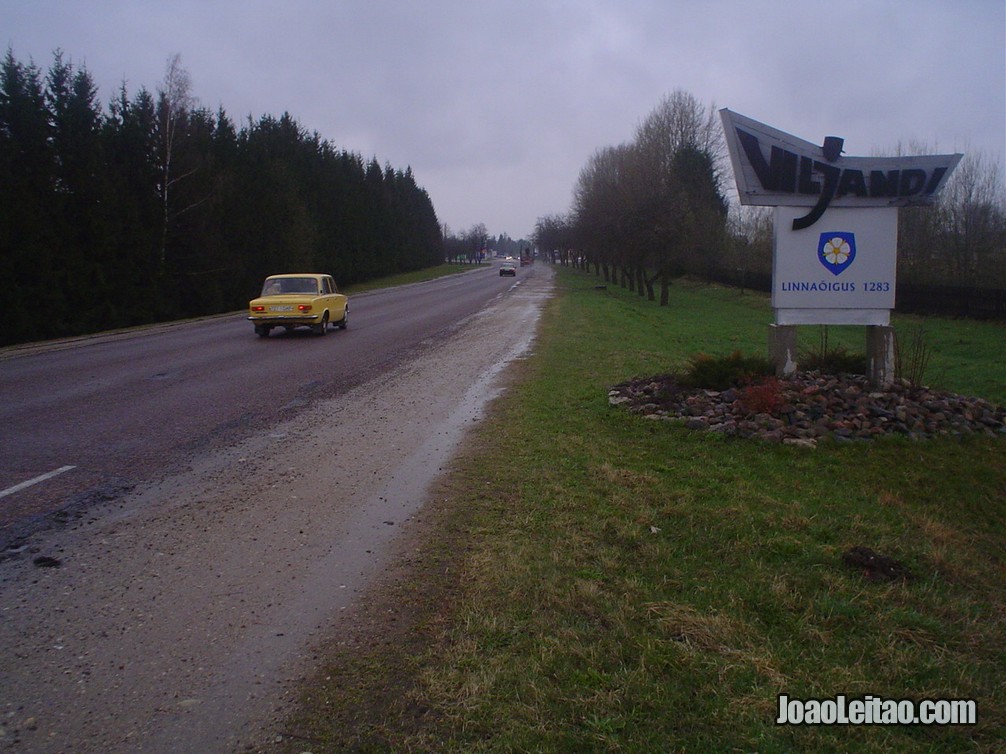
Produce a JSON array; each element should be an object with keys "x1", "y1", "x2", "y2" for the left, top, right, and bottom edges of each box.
[{"x1": 818, "y1": 232, "x2": 856, "y2": 276}]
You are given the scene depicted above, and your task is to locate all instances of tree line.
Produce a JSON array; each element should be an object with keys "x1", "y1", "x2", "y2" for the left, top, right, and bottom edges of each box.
[
  {"x1": 0, "y1": 50, "x2": 444, "y2": 347},
  {"x1": 534, "y1": 90, "x2": 730, "y2": 305},
  {"x1": 442, "y1": 223, "x2": 530, "y2": 263},
  {"x1": 535, "y1": 89, "x2": 1006, "y2": 307}
]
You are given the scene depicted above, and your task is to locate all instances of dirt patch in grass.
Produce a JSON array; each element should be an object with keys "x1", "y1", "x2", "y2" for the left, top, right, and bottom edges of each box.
[{"x1": 841, "y1": 545, "x2": 913, "y2": 582}]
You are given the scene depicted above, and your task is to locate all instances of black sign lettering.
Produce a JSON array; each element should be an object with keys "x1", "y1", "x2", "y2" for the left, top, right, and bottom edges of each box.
[
  {"x1": 869, "y1": 170, "x2": 899, "y2": 198},
  {"x1": 837, "y1": 169, "x2": 868, "y2": 198},
  {"x1": 723, "y1": 109, "x2": 961, "y2": 226},
  {"x1": 899, "y1": 169, "x2": 927, "y2": 196},
  {"x1": 737, "y1": 128, "x2": 780, "y2": 191},
  {"x1": 799, "y1": 157, "x2": 820, "y2": 194},
  {"x1": 925, "y1": 167, "x2": 948, "y2": 194},
  {"x1": 793, "y1": 162, "x2": 840, "y2": 230}
]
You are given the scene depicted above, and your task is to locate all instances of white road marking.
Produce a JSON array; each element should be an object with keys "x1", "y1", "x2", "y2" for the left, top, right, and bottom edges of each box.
[{"x1": 0, "y1": 466, "x2": 76, "y2": 499}]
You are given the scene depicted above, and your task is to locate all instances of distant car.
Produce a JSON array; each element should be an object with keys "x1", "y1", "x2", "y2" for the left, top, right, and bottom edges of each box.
[
  {"x1": 248, "y1": 273, "x2": 349, "y2": 337},
  {"x1": 499, "y1": 261, "x2": 517, "y2": 277}
]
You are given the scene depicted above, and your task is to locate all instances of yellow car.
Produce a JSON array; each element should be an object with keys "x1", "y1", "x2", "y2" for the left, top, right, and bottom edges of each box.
[{"x1": 248, "y1": 274, "x2": 349, "y2": 337}]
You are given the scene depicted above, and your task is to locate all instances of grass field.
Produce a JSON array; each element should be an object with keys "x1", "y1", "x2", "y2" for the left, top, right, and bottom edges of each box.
[{"x1": 280, "y1": 267, "x2": 1005, "y2": 753}]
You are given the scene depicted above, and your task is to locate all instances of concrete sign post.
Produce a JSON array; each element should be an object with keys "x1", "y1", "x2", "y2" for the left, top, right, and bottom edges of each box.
[{"x1": 720, "y1": 109, "x2": 961, "y2": 385}]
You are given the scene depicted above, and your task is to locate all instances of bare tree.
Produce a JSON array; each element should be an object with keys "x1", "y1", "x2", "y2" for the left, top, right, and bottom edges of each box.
[
  {"x1": 894, "y1": 142, "x2": 1005, "y2": 287},
  {"x1": 572, "y1": 145, "x2": 631, "y2": 280},
  {"x1": 933, "y1": 149, "x2": 1006, "y2": 285},
  {"x1": 634, "y1": 90, "x2": 723, "y2": 168},
  {"x1": 463, "y1": 223, "x2": 488, "y2": 263},
  {"x1": 533, "y1": 213, "x2": 573, "y2": 266},
  {"x1": 156, "y1": 53, "x2": 196, "y2": 265},
  {"x1": 726, "y1": 205, "x2": 773, "y2": 292},
  {"x1": 632, "y1": 90, "x2": 727, "y2": 303}
]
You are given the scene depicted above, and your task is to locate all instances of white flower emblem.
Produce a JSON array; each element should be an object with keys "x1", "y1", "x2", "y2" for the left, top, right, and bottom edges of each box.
[{"x1": 822, "y1": 237, "x2": 851, "y2": 266}]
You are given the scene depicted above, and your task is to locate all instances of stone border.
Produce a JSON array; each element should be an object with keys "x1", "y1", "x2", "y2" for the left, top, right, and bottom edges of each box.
[{"x1": 609, "y1": 371, "x2": 1006, "y2": 447}]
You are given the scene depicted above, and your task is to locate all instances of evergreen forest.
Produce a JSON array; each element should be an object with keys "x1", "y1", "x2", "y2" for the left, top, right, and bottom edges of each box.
[{"x1": 0, "y1": 51, "x2": 445, "y2": 347}]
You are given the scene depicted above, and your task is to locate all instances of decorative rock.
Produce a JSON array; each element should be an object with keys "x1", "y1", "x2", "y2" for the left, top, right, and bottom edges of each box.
[{"x1": 783, "y1": 437, "x2": 817, "y2": 448}]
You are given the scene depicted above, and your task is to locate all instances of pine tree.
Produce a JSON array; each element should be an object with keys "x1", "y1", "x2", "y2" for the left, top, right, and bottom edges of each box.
[{"x1": 0, "y1": 49, "x2": 55, "y2": 343}]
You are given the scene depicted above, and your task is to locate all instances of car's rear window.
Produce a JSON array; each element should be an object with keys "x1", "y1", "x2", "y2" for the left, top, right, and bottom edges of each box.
[{"x1": 262, "y1": 277, "x2": 319, "y2": 295}]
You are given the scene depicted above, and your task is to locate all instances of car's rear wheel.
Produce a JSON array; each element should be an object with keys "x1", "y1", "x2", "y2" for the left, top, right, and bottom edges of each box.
[
  {"x1": 337, "y1": 307, "x2": 349, "y2": 329},
  {"x1": 313, "y1": 313, "x2": 329, "y2": 336},
  {"x1": 255, "y1": 325, "x2": 271, "y2": 338}
]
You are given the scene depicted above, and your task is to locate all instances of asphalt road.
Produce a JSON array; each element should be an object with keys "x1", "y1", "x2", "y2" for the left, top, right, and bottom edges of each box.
[
  {"x1": 0, "y1": 261, "x2": 553, "y2": 752},
  {"x1": 0, "y1": 262, "x2": 521, "y2": 544}
]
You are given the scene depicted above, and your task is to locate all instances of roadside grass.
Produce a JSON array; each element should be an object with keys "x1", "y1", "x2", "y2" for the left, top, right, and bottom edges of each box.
[
  {"x1": 342, "y1": 263, "x2": 485, "y2": 295},
  {"x1": 279, "y1": 268, "x2": 1005, "y2": 753}
]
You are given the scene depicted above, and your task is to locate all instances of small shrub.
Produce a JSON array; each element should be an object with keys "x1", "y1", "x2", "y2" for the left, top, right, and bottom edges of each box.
[
  {"x1": 680, "y1": 350, "x2": 775, "y2": 390},
  {"x1": 800, "y1": 347, "x2": 867, "y2": 375},
  {"x1": 800, "y1": 326, "x2": 867, "y2": 374},
  {"x1": 739, "y1": 376, "x2": 784, "y2": 414},
  {"x1": 895, "y1": 325, "x2": 933, "y2": 387}
]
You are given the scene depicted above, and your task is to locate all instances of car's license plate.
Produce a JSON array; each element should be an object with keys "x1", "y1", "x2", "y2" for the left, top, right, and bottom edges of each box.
[{"x1": 272, "y1": 305, "x2": 293, "y2": 312}]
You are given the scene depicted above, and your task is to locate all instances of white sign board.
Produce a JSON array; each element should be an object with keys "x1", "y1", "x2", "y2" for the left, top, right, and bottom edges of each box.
[{"x1": 773, "y1": 207, "x2": 898, "y2": 325}]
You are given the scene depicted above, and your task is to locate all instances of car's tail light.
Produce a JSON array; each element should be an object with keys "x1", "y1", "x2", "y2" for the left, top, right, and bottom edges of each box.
[
  {"x1": 251, "y1": 305, "x2": 265, "y2": 312},
  {"x1": 298, "y1": 304, "x2": 312, "y2": 312}
]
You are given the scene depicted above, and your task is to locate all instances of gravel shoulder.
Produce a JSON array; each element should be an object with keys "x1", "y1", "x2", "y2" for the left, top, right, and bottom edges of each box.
[{"x1": 0, "y1": 267, "x2": 552, "y2": 753}]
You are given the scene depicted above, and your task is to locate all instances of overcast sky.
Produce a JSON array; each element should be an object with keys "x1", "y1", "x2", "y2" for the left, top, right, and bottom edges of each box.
[{"x1": 6, "y1": 0, "x2": 1004, "y2": 239}]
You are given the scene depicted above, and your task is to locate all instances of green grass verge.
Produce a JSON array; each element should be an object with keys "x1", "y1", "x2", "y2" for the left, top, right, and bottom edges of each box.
[
  {"x1": 342, "y1": 263, "x2": 485, "y2": 295},
  {"x1": 278, "y1": 268, "x2": 1006, "y2": 753}
]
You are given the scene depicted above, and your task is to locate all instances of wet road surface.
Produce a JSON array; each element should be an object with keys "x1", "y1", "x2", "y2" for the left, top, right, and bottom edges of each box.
[
  {"x1": 0, "y1": 264, "x2": 553, "y2": 752},
  {"x1": 1, "y1": 264, "x2": 520, "y2": 543}
]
